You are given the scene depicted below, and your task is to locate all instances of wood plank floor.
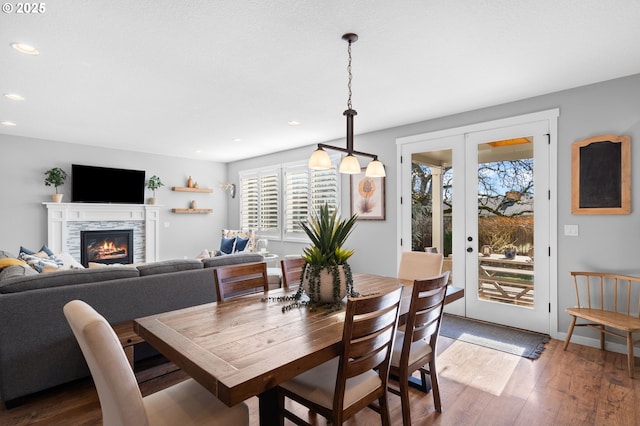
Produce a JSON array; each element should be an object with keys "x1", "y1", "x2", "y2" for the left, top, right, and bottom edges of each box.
[{"x1": 1, "y1": 337, "x2": 638, "y2": 425}]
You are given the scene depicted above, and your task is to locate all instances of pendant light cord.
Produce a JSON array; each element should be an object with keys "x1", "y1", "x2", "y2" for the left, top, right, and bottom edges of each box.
[{"x1": 347, "y1": 39, "x2": 353, "y2": 110}]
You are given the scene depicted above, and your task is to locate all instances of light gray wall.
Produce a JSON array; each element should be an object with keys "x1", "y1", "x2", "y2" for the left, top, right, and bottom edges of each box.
[
  {"x1": 0, "y1": 135, "x2": 228, "y2": 260},
  {"x1": 228, "y1": 73, "x2": 640, "y2": 337}
]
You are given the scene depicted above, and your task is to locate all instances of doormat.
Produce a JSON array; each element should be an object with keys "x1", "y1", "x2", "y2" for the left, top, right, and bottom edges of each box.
[{"x1": 439, "y1": 314, "x2": 550, "y2": 359}]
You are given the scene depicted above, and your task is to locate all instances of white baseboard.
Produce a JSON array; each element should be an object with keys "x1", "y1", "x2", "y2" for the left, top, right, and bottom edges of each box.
[{"x1": 557, "y1": 331, "x2": 638, "y2": 357}]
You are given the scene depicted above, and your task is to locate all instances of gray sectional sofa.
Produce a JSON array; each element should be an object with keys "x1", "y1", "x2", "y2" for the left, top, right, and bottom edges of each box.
[{"x1": 0, "y1": 252, "x2": 265, "y2": 405}]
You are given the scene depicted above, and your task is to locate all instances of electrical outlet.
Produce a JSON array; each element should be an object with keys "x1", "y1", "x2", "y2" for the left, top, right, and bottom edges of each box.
[{"x1": 564, "y1": 224, "x2": 579, "y2": 236}]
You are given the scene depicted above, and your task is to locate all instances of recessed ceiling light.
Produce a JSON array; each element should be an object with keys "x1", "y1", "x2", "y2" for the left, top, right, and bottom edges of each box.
[
  {"x1": 288, "y1": 121, "x2": 301, "y2": 126},
  {"x1": 4, "y1": 93, "x2": 25, "y2": 101},
  {"x1": 233, "y1": 138, "x2": 243, "y2": 142},
  {"x1": 1, "y1": 121, "x2": 17, "y2": 126},
  {"x1": 11, "y1": 42, "x2": 39, "y2": 55}
]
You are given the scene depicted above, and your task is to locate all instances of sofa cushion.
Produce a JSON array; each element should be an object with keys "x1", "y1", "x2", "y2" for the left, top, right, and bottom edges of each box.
[
  {"x1": 202, "y1": 252, "x2": 264, "y2": 269},
  {"x1": 0, "y1": 266, "x2": 140, "y2": 294},
  {"x1": 0, "y1": 264, "x2": 39, "y2": 281},
  {"x1": 137, "y1": 259, "x2": 204, "y2": 276}
]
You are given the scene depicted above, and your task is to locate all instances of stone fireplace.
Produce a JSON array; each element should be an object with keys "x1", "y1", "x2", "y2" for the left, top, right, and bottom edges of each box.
[{"x1": 44, "y1": 203, "x2": 160, "y2": 263}]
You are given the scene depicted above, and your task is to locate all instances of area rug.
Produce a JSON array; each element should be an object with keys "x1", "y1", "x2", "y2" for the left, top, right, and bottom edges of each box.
[{"x1": 439, "y1": 314, "x2": 550, "y2": 359}]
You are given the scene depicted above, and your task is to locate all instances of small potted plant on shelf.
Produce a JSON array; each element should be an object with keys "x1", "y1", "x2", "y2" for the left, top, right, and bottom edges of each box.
[
  {"x1": 44, "y1": 167, "x2": 68, "y2": 203},
  {"x1": 268, "y1": 203, "x2": 359, "y2": 313},
  {"x1": 146, "y1": 175, "x2": 164, "y2": 204}
]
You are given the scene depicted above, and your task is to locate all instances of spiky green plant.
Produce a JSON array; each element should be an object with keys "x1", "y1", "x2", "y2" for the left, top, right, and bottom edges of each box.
[
  {"x1": 264, "y1": 203, "x2": 360, "y2": 312},
  {"x1": 300, "y1": 203, "x2": 357, "y2": 266}
]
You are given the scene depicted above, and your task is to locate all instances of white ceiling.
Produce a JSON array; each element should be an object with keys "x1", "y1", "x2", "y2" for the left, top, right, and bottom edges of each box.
[{"x1": 2, "y1": 0, "x2": 640, "y2": 163}]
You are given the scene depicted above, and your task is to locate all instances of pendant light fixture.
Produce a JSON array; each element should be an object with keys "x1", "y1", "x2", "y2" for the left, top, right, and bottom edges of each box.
[{"x1": 308, "y1": 33, "x2": 385, "y2": 178}]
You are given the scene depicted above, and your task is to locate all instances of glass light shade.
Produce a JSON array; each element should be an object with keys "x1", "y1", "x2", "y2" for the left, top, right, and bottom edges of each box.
[
  {"x1": 308, "y1": 148, "x2": 332, "y2": 169},
  {"x1": 365, "y1": 159, "x2": 386, "y2": 177},
  {"x1": 339, "y1": 154, "x2": 361, "y2": 174}
]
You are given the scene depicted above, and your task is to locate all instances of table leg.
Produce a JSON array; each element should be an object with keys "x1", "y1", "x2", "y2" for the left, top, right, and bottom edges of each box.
[{"x1": 258, "y1": 387, "x2": 279, "y2": 426}]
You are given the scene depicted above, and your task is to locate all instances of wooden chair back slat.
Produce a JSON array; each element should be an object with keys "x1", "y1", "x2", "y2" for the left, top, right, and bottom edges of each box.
[
  {"x1": 280, "y1": 257, "x2": 305, "y2": 290},
  {"x1": 214, "y1": 262, "x2": 269, "y2": 302}
]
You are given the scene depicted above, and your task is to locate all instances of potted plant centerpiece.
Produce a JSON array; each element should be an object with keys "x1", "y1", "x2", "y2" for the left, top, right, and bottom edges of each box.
[
  {"x1": 146, "y1": 175, "x2": 164, "y2": 204},
  {"x1": 298, "y1": 203, "x2": 359, "y2": 310},
  {"x1": 44, "y1": 167, "x2": 68, "y2": 202}
]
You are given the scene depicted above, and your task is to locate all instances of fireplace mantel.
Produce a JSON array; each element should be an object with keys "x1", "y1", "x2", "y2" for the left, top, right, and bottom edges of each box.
[{"x1": 44, "y1": 203, "x2": 161, "y2": 263}]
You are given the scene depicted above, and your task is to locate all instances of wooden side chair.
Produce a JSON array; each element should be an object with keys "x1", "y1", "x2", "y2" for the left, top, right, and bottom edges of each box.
[
  {"x1": 63, "y1": 300, "x2": 249, "y2": 426},
  {"x1": 564, "y1": 271, "x2": 640, "y2": 378},
  {"x1": 276, "y1": 286, "x2": 403, "y2": 425},
  {"x1": 398, "y1": 251, "x2": 443, "y2": 281},
  {"x1": 214, "y1": 262, "x2": 269, "y2": 301},
  {"x1": 389, "y1": 271, "x2": 450, "y2": 426},
  {"x1": 280, "y1": 256, "x2": 305, "y2": 290}
]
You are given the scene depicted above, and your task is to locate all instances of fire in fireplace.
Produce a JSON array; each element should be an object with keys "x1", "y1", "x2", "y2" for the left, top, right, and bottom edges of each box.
[{"x1": 80, "y1": 229, "x2": 134, "y2": 267}]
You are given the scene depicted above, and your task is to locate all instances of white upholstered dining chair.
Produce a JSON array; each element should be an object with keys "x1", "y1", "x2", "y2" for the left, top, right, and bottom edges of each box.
[
  {"x1": 398, "y1": 251, "x2": 443, "y2": 281},
  {"x1": 63, "y1": 300, "x2": 249, "y2": 426}
]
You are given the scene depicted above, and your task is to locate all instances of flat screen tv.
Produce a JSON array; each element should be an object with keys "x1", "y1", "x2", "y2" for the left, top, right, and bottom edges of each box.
[{"x1": 72, "y1": 164, "x2": 145, "y2": 204}]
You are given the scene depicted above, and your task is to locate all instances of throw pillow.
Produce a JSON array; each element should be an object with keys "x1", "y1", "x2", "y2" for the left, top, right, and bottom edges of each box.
[
  {"x1": 18, "y1": 250, "x2": 63, "y2": 273},
  {"x1": 195, "y1": 249, "x2": 211, "y2": 259},
  {"x1": 0, "y1": 258, "x2": 28, "y2": 270},
  {"x1": 220, "y1": 237, "x2": 236, "y2": 254},
  {"x1": 234, "y1": 236, "x2": 250, "y2": 252},
  {"x1": 56, "y1": 252, "x2": 85, "y2": 270},
  {"x1": 221, "y1": 229, "x2": 257, "y2": 252}
]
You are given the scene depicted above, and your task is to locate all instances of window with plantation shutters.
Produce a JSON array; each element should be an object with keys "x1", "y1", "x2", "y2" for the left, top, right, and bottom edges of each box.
[
  {"x1": 239, "y1": 156, "x2": 339, "y2": 242},
  {"x1": 283, "y1": 157, "x2": 339, "y2": 241},
  {"x1": 239, "y1": 167, "x2": 280, "y2": 238},
  {"x1": 240, "y1": 175, "x2": 259, "y2": 229},
  {"x1": 259, "y1": 173, "x2": 279, "y2": 235},
  {"x1": 284, "y1": 165, "x2": 309, "y2": 237},
  {"x1": 310, "y1": 167, "x2": 338, "y2": 214}
]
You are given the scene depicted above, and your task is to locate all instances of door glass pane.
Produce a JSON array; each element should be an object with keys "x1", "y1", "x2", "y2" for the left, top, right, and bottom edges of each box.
[
  {"x1": 477, "y1": 137, "x2": 535, "y2": 307},
  {"x1": 411, "y1": 149, "x2": 453, "y2": 281}
]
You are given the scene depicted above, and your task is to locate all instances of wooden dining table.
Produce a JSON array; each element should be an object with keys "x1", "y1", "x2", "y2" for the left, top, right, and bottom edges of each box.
[{"x1": 134, "y1": 273, "x2": 464, "y2": 425}]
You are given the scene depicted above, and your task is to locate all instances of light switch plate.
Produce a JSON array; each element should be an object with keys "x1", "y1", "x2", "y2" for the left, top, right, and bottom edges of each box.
[{"x1": 564, "y1": 224, "x2": 579, "y2": 236}]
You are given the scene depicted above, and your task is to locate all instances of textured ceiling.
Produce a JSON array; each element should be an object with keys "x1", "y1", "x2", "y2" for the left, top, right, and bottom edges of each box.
[{"x1": 2, "y1": 0, "x2": 640, "y2": 162}]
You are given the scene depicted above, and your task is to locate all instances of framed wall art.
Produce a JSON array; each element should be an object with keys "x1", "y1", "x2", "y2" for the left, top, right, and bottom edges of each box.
[
  {"x1": 350, "y1": 169, "x2": 385, "y2": 220},
  {"x1": 571, "y1": 134, "x2": 631, "y2": 215}
]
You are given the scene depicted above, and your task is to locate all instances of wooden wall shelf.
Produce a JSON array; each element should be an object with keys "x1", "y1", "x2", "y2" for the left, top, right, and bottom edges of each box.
[
  {"x1": 171, "y1": 186, "x2": 213, "y2": 193},
  {"x1": 171, "y1": 208, "x2": 213, "y2": 214}
]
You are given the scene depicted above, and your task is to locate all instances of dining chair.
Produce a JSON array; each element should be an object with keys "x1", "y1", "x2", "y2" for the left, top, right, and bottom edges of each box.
[
  {"x1": 388, "y1": 271, "x2": 450, "y2": 426},
  {"x1": 63, "y1": 300, "x2": 249, "y2": 426},
  {"x1": 276, "y1": 286, "x2": 403, "y2": 425},
  {"x1": 214, "y1": 261, "x2": 269, "y2": 301},
  {"x1": 280, "y1": 256, "x2": 305, "y2": 290},
  {"x1": 397, "y1": 251, "x2": 443, "y2": 281}
]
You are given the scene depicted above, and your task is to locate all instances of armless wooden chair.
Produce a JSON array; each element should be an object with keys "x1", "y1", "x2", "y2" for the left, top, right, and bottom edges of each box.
[
  {"x1": 277, "y1": 286, "x2": 403, "y2": 425},
  {"x1": 398, "y1": 251, "x2": 443, "y2": 281},
  {"x1": 389, "y1": 271, "x2": 450, "y2": 426},
  {"x1": 214, "y1": 262, "x2": 269, "y2": 301},
  {"x1": 63, "y1": 300, "x2": 249, "y2": 426},
  {"x1": 280, "y1": 256, "x2": 305, "y2": 290}
]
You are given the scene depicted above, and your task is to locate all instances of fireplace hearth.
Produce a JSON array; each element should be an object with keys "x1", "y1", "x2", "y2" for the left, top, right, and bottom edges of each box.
[{"x1": 80, "y1": 229, "x2": 134, "y2": 267}]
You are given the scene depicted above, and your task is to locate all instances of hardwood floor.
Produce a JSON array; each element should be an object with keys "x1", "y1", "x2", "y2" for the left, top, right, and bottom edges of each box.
[{"x1": 1, "y1": 337, "x2": 638, "y2": 425}]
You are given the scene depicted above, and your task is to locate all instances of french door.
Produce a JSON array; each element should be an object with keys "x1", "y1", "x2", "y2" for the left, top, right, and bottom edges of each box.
[{"x1": 399, "y1": 114, "x2": 554, "y2": 333}]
